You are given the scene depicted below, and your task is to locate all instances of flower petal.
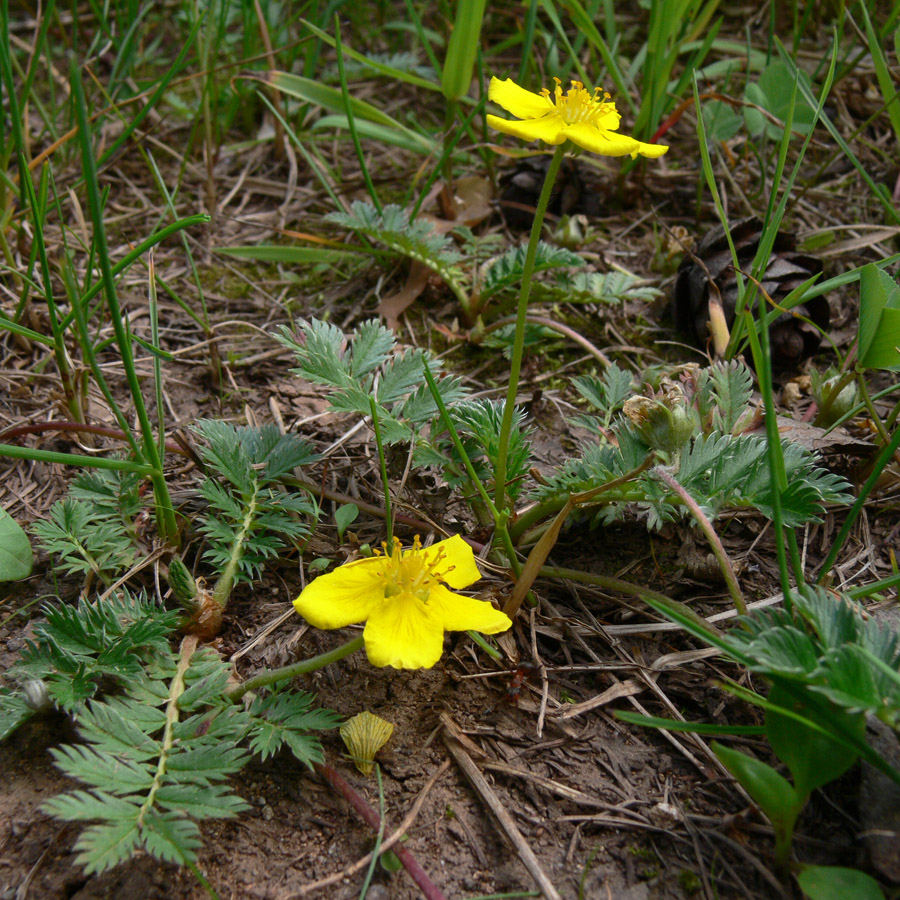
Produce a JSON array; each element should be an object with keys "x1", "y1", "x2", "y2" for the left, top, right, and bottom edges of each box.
[
  {"x1": 293, "y1": 557, "x2": 386, "y2": 628},
  {"x1": 363, "y1": 592, "x2": 446, "y2": 669},
  {"x1": 592, "y1": 104, "x2": 622, "y2": 131},
  {"x1": 487, "y1": 113, "x2": 567, "y2": 145},
  {"x1": 488, "y1": 76, "x2": 554, "y2": 119},
  {"x1": 426, "y1": 583, "x2": 512, "y2": 634},
  {"x1": 563, "y1": 122, "x2": 642, "y2": 156},
  {"x1": 421, "y1": 534, "x2": 482, "y2": 589},
  {"x1": 630, "y1": 140, "x2": 669, "y2": 159}
]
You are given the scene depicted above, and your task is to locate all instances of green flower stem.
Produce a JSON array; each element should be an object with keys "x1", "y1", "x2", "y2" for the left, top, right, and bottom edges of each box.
[
  {"x1": 20, "y1": 160, "x2": 84, "y2": 424},
  {"x1": 539, "y1": 565, "x2": 723, "y2": 639},
  {"x1": 369, "y1": 397, "x2": 393, "y2": 545},
  {"x1": 652, "y1": 465, "x2": 747, "y2": 617},
  {"x1": 228, "y1": 634, "x2": 365, "y2": 701},
  {"x1": 0, "y1": 441, "x2": 156, "y2": 474},
  {"x1": 467, "y1": 630, "x2": 502, "y2": 661},
  {"x1": 494, "y1": 143, "x2": 567, "y2": 517},
  {"x1": 421, "y1": 364, "x2": 520, "y2": 576},
  {"x1": 847, "y1": 571, "x2": 900, "y2": 600},
  {"x1": 856, "y1": 368, "x2": 899, "y2": 457},
  {"x1": 743, "y1": 309, "x2": 797, "y2": 609},
  {"x1": 335, "y1": 16, "x2": 381, "y2": 214}
]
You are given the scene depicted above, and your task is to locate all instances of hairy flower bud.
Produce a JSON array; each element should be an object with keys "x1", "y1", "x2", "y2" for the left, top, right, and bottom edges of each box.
[
  {"x1": 167, "y1": 557, "x2": 198, "y2": 608},
  {"x1": 623, "y1": 384, "x2": 698, "y2": 456}
]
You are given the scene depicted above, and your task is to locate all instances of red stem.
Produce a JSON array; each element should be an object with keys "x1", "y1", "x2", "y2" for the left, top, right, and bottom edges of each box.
[
  {"x1": 313, "y1": 762, "x2": 448, "y2": 900},
  {"x1": 0, "y1": 420, "x2": 184, "y2": 455}
]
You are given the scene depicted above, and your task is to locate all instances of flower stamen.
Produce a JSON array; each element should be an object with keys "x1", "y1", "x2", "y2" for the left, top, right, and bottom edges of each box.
[{"x1": 380, "y1": 536, "x2": 455, "y2": 603}]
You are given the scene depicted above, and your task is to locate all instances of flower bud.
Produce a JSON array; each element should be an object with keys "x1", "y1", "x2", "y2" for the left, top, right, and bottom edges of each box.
[
  {"x1": 167, "y1": 557, "x2": 198, "y2": 608},
  {"x1": 623, "y1": 384, "x2": 698, "y2": 456},
  {"x1": 23, "y1": 678, "x2": 52, "y2": 712}
]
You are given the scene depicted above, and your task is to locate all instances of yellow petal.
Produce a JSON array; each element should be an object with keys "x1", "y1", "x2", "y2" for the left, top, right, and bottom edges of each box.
[
  {"x1": 592, "y1": 104, "x2": 622, "y2": 131},
  {"x1": 363, "y1": 592, "x2": 446, "y2": 669},
  {"x1": 426, "y1": 583, "x2": 512, "y2": 634},
  {"x1": 563, "y1": 122, "x2": 644, "y2": 156},
  {"x1": 420, "y1": 534, "x2": 482, "y2": 590},
  {"x1": 631, "y1": 140, "x2": 669, "y2": 159},
  {"x1": 293, "y1": 557, "x2": 386, "y2": 628},
  {"x1": 488, "y1": 76, "x2": 554, "y2": 119},
  {"x1": 487, "y1": 113, "x2": 568, "y2": 145}
]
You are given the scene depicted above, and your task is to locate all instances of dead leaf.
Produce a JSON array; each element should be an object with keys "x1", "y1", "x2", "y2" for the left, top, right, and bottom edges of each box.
[{"x1": 377, "y1": 260, "x2": 431, "y2": 330}]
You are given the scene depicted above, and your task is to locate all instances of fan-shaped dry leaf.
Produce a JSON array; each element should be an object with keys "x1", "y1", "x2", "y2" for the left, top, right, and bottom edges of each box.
[{"x1": 340, "y1": 711, "x2": 394, "y2": 775}]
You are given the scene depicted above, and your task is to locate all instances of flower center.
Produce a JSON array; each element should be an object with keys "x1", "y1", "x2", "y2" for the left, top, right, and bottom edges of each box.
[
  {"x1": 379, "y1": 536, "x2": 453, "y2": 603},
  {"x1": 542, "y1": 78, "x2": 613, "y2": 126}
]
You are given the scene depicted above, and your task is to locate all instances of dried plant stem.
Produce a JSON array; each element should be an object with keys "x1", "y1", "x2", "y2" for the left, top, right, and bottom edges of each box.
[
  {"x1": 503, "y1": 456, "x2": 655, "y2": 619},
  {"x1": 443, "y1": 733, "x2": 562, "y2": 900},
  {"x1": 484, "y1": 314, "x2": 612, "y2": 367}
]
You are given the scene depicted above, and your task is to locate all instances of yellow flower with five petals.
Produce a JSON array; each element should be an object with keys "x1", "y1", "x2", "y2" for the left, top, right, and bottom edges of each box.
[
  {"x1": 293, "y1": 535, "x2": 511, "y2": 670},
  {"x1": 487, "y1": 76, "x2": 668, "y2": 159}
]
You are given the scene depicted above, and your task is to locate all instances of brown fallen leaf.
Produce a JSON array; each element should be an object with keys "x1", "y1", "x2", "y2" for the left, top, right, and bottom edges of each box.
[{"x1": 377, "y1": 259, "x2": 432, "y2": 330}]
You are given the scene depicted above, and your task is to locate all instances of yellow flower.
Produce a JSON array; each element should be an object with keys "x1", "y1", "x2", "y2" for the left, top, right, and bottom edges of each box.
[
  {"x1": 293, "y1": 535, "x2": 511, "y2": 669},
  {"x1": 487, "y1": 76, "x2": 668, "y2": 159}
]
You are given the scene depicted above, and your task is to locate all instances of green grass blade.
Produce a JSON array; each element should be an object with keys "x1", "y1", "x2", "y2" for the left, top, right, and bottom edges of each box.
[
  {"x1": 858, "y1": 4, "x2": 900, "y2": 146},
  {"x1": 441, "y1": 0, "x2": 486, "y2": 102},
  {"x1": 69, "y1": 54, "x2": 177, "y2": 544},
  {"x1": 217, "y1": 245, "x2": 359, "y2": 264},
  {"x1": 96, "y1": 11, "x2": 204, "y2": 170},
  {"x1": 260, "y1": 71, "x2": 430, "y2": 151},
  {"x1": 0, "y1": 442, "x2": 155, "y2": 474}
]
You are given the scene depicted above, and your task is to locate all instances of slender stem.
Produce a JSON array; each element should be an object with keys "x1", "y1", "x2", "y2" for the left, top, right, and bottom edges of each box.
[
  {"x1": 494, "y1": 144, "x2": 567, "y2": 516},
  {"x1": 21, "y1": 159, "x2": 83, "y2": 423},
  {"x1": 653, "y1": 466, "x2": 747, "y2": 616},
  {"x1": 70, "y1": 56, "x2": 178, "y2": 545},
  {"x1": 743, "y1": 310, "x2": 795, "y2": 610},
  {"x1": 539, "y1": 565, "x2": 723, "y2": 638},
  {"x1": 334, "y1": 16, "x2": 381, "y2": 213},
  {"x1": 483, "y1": 313, "x2": 612, "y2": 367},
  {"x1": 314, "y1": 762, "x2": 448, "y2": 900},
  {"x1": 227, "y1": 635, "x2": 365, "y2": 701},
  {"x1": 847, "y1": 571, "x2": 900, "y2": 600},
  {"x1": 369, "y1": 397, "x2": 393, "y2": 544},
  {"x1": 421, "y1": 365, "x2": 498, "y2": 521},
  {"x1": 422, "y1": 364, "x2": 520, "y2": 577},
  {"x1": 0, "y1": 441, "x2": 155, "y2": 473}
]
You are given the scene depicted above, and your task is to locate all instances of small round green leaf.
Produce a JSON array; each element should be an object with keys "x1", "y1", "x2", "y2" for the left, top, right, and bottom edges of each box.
[
  {"x1": 797, "y1": 865, "x2": 885, "y2": 900},
  {"x1": 334, "y1": 504, "x2": 360, "y2": 542},
  {"x1": 0, "y1": 507, "x2": 33, "y2": 581}
]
